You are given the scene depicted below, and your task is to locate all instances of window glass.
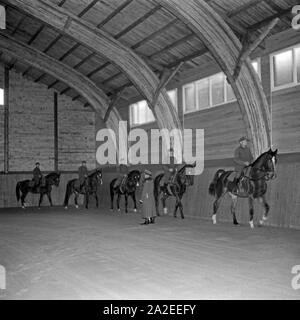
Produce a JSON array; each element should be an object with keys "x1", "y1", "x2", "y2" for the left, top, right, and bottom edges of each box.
[
  {"x1": 273, "y1": 50, "x2": 293, "y2": 87},
  {"x1": 211, "y1": 73, "x2": 225, "y2": 106},
  {"x1": 197, "y1": 78, "x2": 210, "y2": 110},
  {"x1": 295, "y1": 47, "x2": 300, "y2": 83},
  {"x1": 167, "y1": 89, "x2": 178, "y2": 110},
  {"x1": 130, "y1": 100, "x2": 155, "y2": 126},
  {"x1": 184, "y1": 84, "x2": 196, "y2": 112}
]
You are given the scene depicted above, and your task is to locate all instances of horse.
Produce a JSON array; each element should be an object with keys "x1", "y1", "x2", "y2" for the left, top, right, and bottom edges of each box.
[
  {"x1": 153, "y1": 162, "x2": 196, "y2": 219},
  {"x1": 16, "y1": 172, "x2": 61, "y2": 208},
  {"x1": 110, "y1": 170, "x2": 141, "y2": 213},
  {"x1": 208, "y1": 148, "x2": 278, "y2": 228},
  {"x1": 63, "y1": 169, "x2": 103, "y2": 209}
]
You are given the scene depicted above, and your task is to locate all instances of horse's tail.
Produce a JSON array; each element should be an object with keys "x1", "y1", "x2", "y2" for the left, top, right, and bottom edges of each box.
[
  {"x1": 208, "y1": 169, "x2": 226, "y2": 196},
  {"x1": 63, "y1": 180, "x2": 73, "y2": 207},
  {"x1": 16, "y1": 182, "x2": 21, "y2": 201}
]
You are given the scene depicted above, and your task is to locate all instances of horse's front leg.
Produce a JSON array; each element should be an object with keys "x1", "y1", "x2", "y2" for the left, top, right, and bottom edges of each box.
[
  {"x1": 95, "y1": 192, "x2": 99, "y2": 208},
  {"x1": 38, "y1": 193, "x2": 44, "y2": 208},
  {"x1": 131, "y1": 193, "x2": 137, "y2": 212},
  {"x1": 85, "y1": 193, "x2": 89, "y2": 209},
  {"x1": 117, "y1": 193, "x2": 121, "y2": 211},
  {"x1": 125, "y1": 193, "x2": 128, "y2": 213},
  {"x1": 258, "y1": 195, "x2": 270, "y2": 226},
  {"x1": 74, "y1": 192, "x2": 79, "y2": 209},
  {"x1": 46, "y1": 191, "x2": 53, "y2": 207},
  {"x1": 178, "y1": 195, "x2": 184, "y2": 219},
  {"x1": 21, "y1": 191, "x2": 28, "y2": 209},
  {"x1": 229, "y1": 193, "x2": 239, "y2": 225},
  {"x1": 161, "y1": 191, "x2": 168, "y2": 215},
  {"x1": 249, "y1": 196, "x2": 254, "y2": 228}
]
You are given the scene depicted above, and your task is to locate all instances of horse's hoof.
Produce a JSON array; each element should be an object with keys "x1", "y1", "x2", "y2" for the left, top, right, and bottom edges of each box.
[
  {"x1": 75, "y1": 205, "x2": 79, "y2": 209},
  {"x1": 212, "y1": 215, "x2": 217, "y2": 224},
  {"x1": 163, "y1": 208, "x2": 168, "y2": 215},
  {"x1": 22, "y1": 206, "x2": 25, "y2": 209},
  {"x1": 234, "y1": 221, "x2": 239, "y2": 226},
  {"x1": 134, "y1": 209, "x2": 137, "y2": 213},
  {"x1": 64, "y1": 206, "x2": 68, "y2": 210},
  {"x1": 249, "y1": 221, "x2": 255, "y2": 229}
]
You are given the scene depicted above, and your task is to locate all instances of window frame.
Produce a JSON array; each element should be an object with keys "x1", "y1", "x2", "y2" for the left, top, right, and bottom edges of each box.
[
  {"x1": 270, "y1": 44, "x2": 300, "y2": 92},
  {"x1": 0, "y1": 88, "x2": 4, "y2": 106},
  {"x1": 129, "y1": 100, "x2": 155, "y2": 127},
  {"x1": 182, "y1": 72, "x2": 238, "y2": 114}
]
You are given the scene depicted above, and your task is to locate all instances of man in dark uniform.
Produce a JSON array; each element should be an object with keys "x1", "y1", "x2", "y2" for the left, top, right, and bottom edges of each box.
[
  {"x1": 32, "y1": 162, "x2": 43, "y2": 188},
  {"x1": 114, "y1": 162, "x2": 129, "y2": 193},
  {"x1": 233, "y1": 137, "x2": 254, "y2": 191},
  {"x1": 161, "y1": 147, "x2": 178, "y2": 187},
  {"x1": 77, "y1": 161, "x2": 89, "y2": 190}
]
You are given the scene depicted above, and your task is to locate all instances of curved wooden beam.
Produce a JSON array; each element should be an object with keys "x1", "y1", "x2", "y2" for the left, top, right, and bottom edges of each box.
[
  {"x1": 0, "y1": 31, "x2": 125, "y2": 152},
  {"x1": 158, "y1": 0, "x2": 271, "y2": 157},
  {"x1": 6, "y1": 0, "x2": 182, "y2": 137}
]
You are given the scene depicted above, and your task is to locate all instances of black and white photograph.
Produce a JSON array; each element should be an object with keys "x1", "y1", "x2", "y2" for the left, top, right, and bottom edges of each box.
[{"x1": 0, "y1": 0, "x2": 299, "y2": 305}]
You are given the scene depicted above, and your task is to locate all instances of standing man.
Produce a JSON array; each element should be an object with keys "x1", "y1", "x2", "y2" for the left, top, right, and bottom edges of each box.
[
  {"x1": 32, "y1": 162, "x2": 43, "y2": 188},
  {"x1": 233, "y1": 137, "x2": 253, "y2": 190},
  {"x1": 78, "y1": 161, "x2": 89, "y2": 190},
  {"x1": 139, "y1": 169, "x2": 156, "y2": 225}
]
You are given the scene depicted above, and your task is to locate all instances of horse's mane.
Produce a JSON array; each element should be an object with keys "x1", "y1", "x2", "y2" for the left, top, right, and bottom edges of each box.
[
  {"x1": 45, "y1": 172, "x2": 59, "y2": 179},
  {"x1": 178, "y1": 163, "x2": 196, "y2": 175},
  {"x1": 128, "y1": 169, "x2": 140, "y2": 177},
  {"x1": 251, "y1": 151, "x2": 269, "y2": 167},
  {"x1": 88, "y1": 168, "x2": 102, "y2": 177}
]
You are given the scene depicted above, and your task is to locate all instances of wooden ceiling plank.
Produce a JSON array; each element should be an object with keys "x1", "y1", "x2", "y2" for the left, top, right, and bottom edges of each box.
[
  {"x1": 248, "y1": 6, "x2": 293, "y2": 31},
  {"x1": 96, "y1": 0, "x2": 134, "y2": 28},
  {"x1": 78, "y1": 0, "x2": 99, "y2": 18},
  {"x1": 228, "y1": 0, "x2": 264, "y2": 18},
  {"x1": 114, "y1": 4, "x2": 161, "y2": 39},
  {"x1": 131, "y1": 18, "x2": 178, "y2": 50}
]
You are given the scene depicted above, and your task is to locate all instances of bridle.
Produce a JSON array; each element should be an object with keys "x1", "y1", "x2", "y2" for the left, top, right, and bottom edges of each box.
[{"x1": 243, "y1": 155, "x2": 276, "y2": 182}]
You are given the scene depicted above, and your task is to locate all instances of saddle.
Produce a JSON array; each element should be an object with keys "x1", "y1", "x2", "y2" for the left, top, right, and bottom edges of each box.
[
  {"x1": 234, "y1": 168, "x2": 254, "y2": 195},
  {"x1": 29, "y1": 177, "x2": 46, "y2": 189}
]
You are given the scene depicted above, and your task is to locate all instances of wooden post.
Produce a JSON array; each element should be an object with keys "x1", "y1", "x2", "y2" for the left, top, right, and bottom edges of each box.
[
  {"x1": 54, "y1": 92, "x2": 58, "y2": 172},
  {"x1": 4, "y1": 65, "x2": 9, "y2": 173}
]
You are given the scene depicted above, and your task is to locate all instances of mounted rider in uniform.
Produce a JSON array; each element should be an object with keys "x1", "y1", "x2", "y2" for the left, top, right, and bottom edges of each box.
[
  {"x1": 114, "y1": 162, "x2": 129, "y2": 193},
  {"x1": 233, "y1": 136, "x2": 254, "y2": 192},
  {"x1": 32, "y1": 162, "x2": 44, "y2": 189},
  {"x1": 77, "y1": 161, "x2": 89, "y2": 191},
  {"x1": 160, "y1": 147, "x2": 178, "y2": 189}
]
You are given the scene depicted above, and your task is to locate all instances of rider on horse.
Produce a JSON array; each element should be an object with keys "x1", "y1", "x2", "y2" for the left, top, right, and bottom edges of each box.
[
  {"x1": 77, "y1": 161, "x2": 89, "y2": 191},
  {"x1": 161, "y1": 147, "x2": 178, "y2": 189},
  {"x1": 113, "y1": 162, "x2": 129, "y2": 193},
  {"x1": 32, "y1": 162, "x2": 44, "y2": 189},
  {"x1": 233, "y1": 136, "x2": 254, "y2": 192}
]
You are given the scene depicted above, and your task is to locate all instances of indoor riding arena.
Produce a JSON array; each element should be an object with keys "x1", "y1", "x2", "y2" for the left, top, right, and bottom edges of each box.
[{"x1": 0, "y1": 0, "x2": 299, "y2": 301}]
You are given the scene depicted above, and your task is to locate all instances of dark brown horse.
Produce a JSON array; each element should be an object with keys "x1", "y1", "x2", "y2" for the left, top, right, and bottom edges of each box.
[
  {"x1": 208, "y1": 148, "x2": 278, "y2": 228},
  {"x1": 64, "y1": 169, "x2": 103, "y2": 209},
  {"x1": 154, "y1": 163, "x2": 196, "y2": 219},
  {"x1": 110, "y1": 170, "x2": 141, "y2": 213},
  {"x1": 16, "y1": 172, "x2": 61, "y2": 208}
]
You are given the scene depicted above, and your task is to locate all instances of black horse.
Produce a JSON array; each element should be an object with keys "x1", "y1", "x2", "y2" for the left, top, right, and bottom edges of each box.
[
  {"x1": 64, "y1": 169, "x2": 103, "y2": 209},
  {"x1": 16, "y1": 172, "x2": 61, "y2": 208},
  {"x1": 208, "y1": 148, "x2": 278, "y2": 228},
  {"x1": 110, "y1": 170, "x2": 141, "y2": 213},
  {"x1": 154, "y1": 163, "x2": 196, "y2": 219}
]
